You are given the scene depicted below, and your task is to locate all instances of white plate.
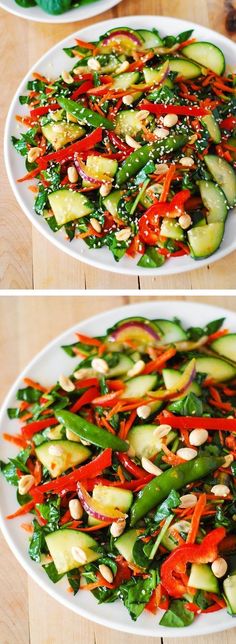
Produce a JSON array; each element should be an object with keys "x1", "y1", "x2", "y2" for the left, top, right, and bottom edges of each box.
[
  {"x1": 1, "y1": 300, "x2": 236, "y2": 637},
  {"x1": 0, "y1": 0, "x2": 122, "y2": 24},
  {"x1": 5, "y1": 16, "x2": 236, "y2": 276}
]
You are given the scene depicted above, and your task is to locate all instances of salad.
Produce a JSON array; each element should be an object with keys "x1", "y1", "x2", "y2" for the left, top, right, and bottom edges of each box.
[
  {"x1": 12, "y1": 26, "x2": 236, "y2": 269},
  {"x1": 14, "y1": 0, "x2": 99, "y2": 16},
  {"x1": 1, "y1": 313, "x2": 236, "y2": 627}
]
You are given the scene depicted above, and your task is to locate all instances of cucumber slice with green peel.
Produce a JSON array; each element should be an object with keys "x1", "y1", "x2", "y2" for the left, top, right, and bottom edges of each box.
[
  {"x1": 121, "y1": 374, "x2": 158, "y2": 399},
  {"x1": 227, "y1": 137, "x2": 236, "y2": 161},
  {"x1": 162, "y1": 368, "x2": 201, "y2": 396},
  {"x1": 194, "y1": 355, "x2": 236, "y2": 381},
  {"x1": 223, "y1": 574, "x2": 236, "y2": 614},
  {"x1": 201, "y1": 114, "x2": 221, "y2": 144},
  {"x1": 143, "y1": 62, "x2": 169, "y2": 86},
  {"x1": 103, "y1": 190, "x2": 123, "y2": 217},
  {"x1": 198, "y1": 180, "x2": 228, "y2": 223},
  {"x1": 182, "y1": 42, "x2": 225, "y2": 75},
  {"x1": 45, "y1": 425, "x2": 65, "y2": 440},
  {"x1": 48, "y1": 190, "x2": 94, "y2": 226},
  {"x1": 160, "y1": 218, "x2": 185, "y2": 241},
  {"x1": 86, "y1": 155, "x2": 118, "y2": 179},
  {"x1": 188, "y1": 563, "x2": 219, "y2": 593},
  {"x1": 113, "y1": 71, "x2": 139, "y2": 90},
  {"x1": 35, "y1": 440, "x2": 91, "y2": 478},
  {"x1": 108, "y1": 354, "x2": 134, "y2": 377},
  {"x1": 42, "y1": 122, "x2": 85, "y2": 151},
  {"x1": 88, "y1": 484, "x2": 133, "y2": 526},
  {"x1": 161, "y1": 520, "x2": 191, "y2": 551},
  {"x1": 74, "y1": 54, "x2": 123, "y2": 74},
  {"x1": 115, "y1": 529, "x2": 139, "y2": 562},
  {"x1": 115, "y1": 109, "x2": 148, "y2": 138},
  {"x1": 153, "y1": 319, "x2": 187, "y2": 344},
  {"x1": 204, "y1": 155, "x2": 236, "y2": 206},
  {"x1": 137, "y1": 29, "x2": 163, "y2": 48},
  {"x1": 45, "y1": 529, "x2": 99, "y2": 574},
  {"x1": 140, "y1": 183, "x2": 162, "y2": 209},
  {"x1": 187, "y1": 222, "x2": 225, "y2": 259},
  {"x1": 127, "y1": 424, "x2": 175, "y2": 459},
  {"x1": 167, "y1": 57, "x2": 201, "y2": 79},
  {"x1": 210, "y1": 334, "x2": 236, "y2": 362}
]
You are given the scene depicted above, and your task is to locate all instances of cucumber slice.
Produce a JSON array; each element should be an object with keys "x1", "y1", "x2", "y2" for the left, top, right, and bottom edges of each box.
[
  {"x1": 42, "y1": 122, "x2": 85, "y2": 151},
  {"x1": 48, "y1": 190, "x2": 94, "y2": 226},
  {"x1": 204, "y1": 155, "x2": 236, "y2": 206},
  {"x1": 137, "y1": 29, "x2": 163, "y2": 48},
  {"x1": 210, "y1": 333, "x2": 236, "y2": 362},
  {"x1": 115, "y1": 529, "x2": 139, "y2": 562},
  {"x1": 223, "y1": 573, "x2": 236, "y2": 614},
  {"x1": 168, "y1": 58, "x2": 201, "y2": 79},
  {"x1": 35, "y1": 440, "x2": 91, "y2": 477},
  {"x1": 88, "y1": 484, "x2": 133, "y2": 526},
  {"x1": 45, "y1": 529, "x2": 99, "y2": 574},
  {"x1": 194, "y1": 355, "x2": 236, "y2": 381},
  {"x1": 153, "y1": 319, "x2": 187, "y2": 343},
  {"x1": 163, "y1": 368, "x2": 201, "y2": 396},
  {"x1": 103, "y1": 190, "x2": 123, "y2": 216},
  {"x1": 115, "y1": 109, "x2": 149, "y2": 138},
  {"x1": 161, "y1": 520, "x2": 191, "y2": 551},
  {"x1": 182, "y1": 42, "x2": 225, "y2": 75},
  {"x1": 108, "y1": 354, "x2": 134, "y2": 377},
  {"x1": 127, "y1": 424, "x2": 175, "y2": 459},
  {"x1": 143, "y1": 62, "x2": 169, "y2": 86},
  {"x1": 201, "y1": 114, "x2": 221, "y2": 144},
  {"x1": 113, "y1": 71, "x2": 139, "y2": 90},
  {"x1": 188, "y1": 563, "x2": 219, "y2": 593},
  {"x1": 198, "y1": 180, "x2": 228, "y2": 223},
  {"x1": 160, "y1": 218, "x2": 185, "y2": 241},
  {"x1": 86, "y1": 155, "x2": 118, "y2": 179},
  {"x1": 140, "y1": 183, "x2": 162, "y2": 209},
  {"x1": 74, "y1": 54, "x2": 122, "y2": 74},
  {"x1": 187, "y1": 222, "x2": 224, "y2": 259},
  {"x1": 121, "y1": 374, "x2": 158, "y2": 399}
]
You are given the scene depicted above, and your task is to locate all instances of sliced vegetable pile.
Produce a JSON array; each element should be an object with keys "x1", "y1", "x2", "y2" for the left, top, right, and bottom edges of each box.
[
  {"x1": 1, "y1": 313, "x2": 236, "y2": 626},
  {"x1": 14, "y1": 0, "x2": 98, "y2": 16},
  {"x1": 13, "y1": 26, "x2": 236, "y2": 268}
]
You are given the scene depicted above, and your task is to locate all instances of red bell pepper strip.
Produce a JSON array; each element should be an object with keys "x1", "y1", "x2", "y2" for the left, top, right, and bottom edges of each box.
[
  {"x1": 35, "y1": 448, "x2": 112, "y2": 495},
  {"x1": 116, "y1": 453, "x2": 149, "y2": 479},
  {"x1": 21, "y1": 417, "x2": 58, "y2": 439},
  {"x1": 139, "y1": 102, "x2": 210, "y2": 117},
  {"x1": 83, "y1": 474, "x2": 153, "y2": 491},
  {"x1": 30, "y1": 103, "x2": 60, "y2": 118},
  {"x1": 91, "y1": 391, "x2": 123, "y2": 407},
  {"x1": 70, "y1": 80, "x2": 94, "y2": 100},
  {"x1": 158, "y1": 414, "x2": 236, "y2": 432},
  {"x1": 161, "y1": 527, "x2": 226, "y2": 598},
  {"x1": 220, "y1": 115, "x2": 236, "y2": 130},
  {"x1": 107, "y1": 131, "x2": 132, "y2": 153},
  {"x1": 74, "y1": 378, "x2": 99, "y2": 389},
  {"x1": 37, "y1": 128, "x2": 103, "y2": 168},
  {"x1": 70, "y1": 386, "x2": 99, "y2": 413},
  {"x1": 138, "y1": 190, "x2": 190, "y2": 245}
]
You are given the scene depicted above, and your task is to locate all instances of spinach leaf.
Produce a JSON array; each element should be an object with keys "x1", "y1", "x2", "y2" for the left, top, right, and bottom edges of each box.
[
  {"x1": 35, "y1": 184, "x2": 49, "y2": 216},
  {"x1": 43, "y1": 561, "x2": 64, "y2": 583},
  {"x1": 36, "y1": 497, "x2": 60, "y2": 531},
  {"x1": 12, "y1": 127, "x2": 39, "y2": 156},
  {"x1": 176, "y1": 29, "x2": 194, "y2": 43},
  {"x1": 168, "y1": 392, "x2": 203, "y2": 416},
  {"x1": 138, "y1": 248, "x2": 165, "y2": 269},
  {"x1": 36, "y1": 0, "x2": 72, "y2": 14},
  {"x1": 193, "y1": 589, "x2": 211, "y2": 609},
  {"x1": 17, "y1": 387, "x2": 42, "y2": 403},
  {"x1": 29, "y1": 520, "x2": 47, "y2": 562},
  {"x1": 119, "y1": 571, "x2": 156, "y2": 621},
  {"x1": 205, "y1": 318, "x2": 225, "y2": 335},
  {"x1": 0, "y1": 447, "x2": 31, "y2": 486},
  {"x1": 154, "y1": 489, "x2": 180, "y2": 523},
  {"x1": 159, "y1": 599, "x2": 195, "y2": 627},
  {"x1": 67, "y1": 568, "x2": 81, "y2": 594}
]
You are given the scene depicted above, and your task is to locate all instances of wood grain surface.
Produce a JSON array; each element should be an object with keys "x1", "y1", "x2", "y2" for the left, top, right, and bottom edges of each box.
[
  {"x1": 1, "y1": 293, "x2": 236, "y2": 644},
  {"x1": 0, "y1": 0, "x2": 236, "y2": 289}
]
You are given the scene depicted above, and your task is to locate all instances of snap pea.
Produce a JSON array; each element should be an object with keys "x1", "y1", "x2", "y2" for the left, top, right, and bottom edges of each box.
[
  {"x1": 130, "y1": 455, "x2": 224, "y2": 526},
  {"x1": 116, "y1": 133, "x2": 188, "y2": 185},
  {"x1": 57, "y1": 97, "x2": 114, "y2": 131},
  {"x1": 56, "y1": 409, "x2": 128, "y2": 452}
]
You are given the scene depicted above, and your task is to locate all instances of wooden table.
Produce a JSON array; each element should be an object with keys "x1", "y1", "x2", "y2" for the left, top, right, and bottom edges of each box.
[
  {"x1": 1, "y1": 294, "x2": 236, "y2": 644},
  {"x1": 1, "y1": 0, "x2": 236, "y2": 289}
]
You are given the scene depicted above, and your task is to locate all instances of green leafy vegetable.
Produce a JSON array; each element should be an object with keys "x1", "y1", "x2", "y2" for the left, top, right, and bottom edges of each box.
[{"x1": 159, "y1": 599, "x2": 195, "y2": 627}]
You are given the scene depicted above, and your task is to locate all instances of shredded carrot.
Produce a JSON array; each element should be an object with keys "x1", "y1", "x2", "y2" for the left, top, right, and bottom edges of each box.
[
  {"x1": 159, "y1": 164, "x2": 176, "y2": 202},
  {"x1": 119, "y1": 410, "x2": 137, "y2": 440},
  {"x1": 162, "y1": 442, "x2": 185, "y2": 466},
  {"x1": 100, "y1": 417, "x2": 116, "y2": 435},
  {"x1": 75, "y1": 333, "x2": 102, "y2": 346},
  {"x1": 24, "y1": 378, "x2": 46, "y2": 392},
  {"x1": 207, "y1": 328, "x2": 229, "y2": 343},
  {"x1": 33, "y1": 461, "x2": 42, "y2": 485},
  {"x1": 19, "y1": 412, "x2": 33, "y2": 422},
  {"x1": 143, "y1": 347, "x2": 177, "y2": 375},
  {"x1": 117, "y1": 465, "x2": 125, "y2": 483},
  {"x1": 187, "y1": 493, "x2": 206, "y2": 544},
  {"x1": 6, "y1": 500, "x2": 35, "y2": 519},
  {"x1": 2, "y1": 433, "x2": 28, "y2": 448},
  {"x1": 106, "y1": 402, "x2": 123, "y2": 421},
  {"x1": 33, "y1": 72, "x2": 50, "y2": 83},
  {"x1": 75, "y1": 38, "x2": 96, "y2": 51},
  {"x1": 20, "y1": 522, "x2": 34, "y2": 533}
]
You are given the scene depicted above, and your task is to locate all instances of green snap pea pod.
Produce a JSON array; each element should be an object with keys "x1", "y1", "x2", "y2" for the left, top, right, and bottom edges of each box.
[
  {"x1": 57, "y1": 97, "x2": 114, "y2": 131},
  {"x1": 116, "y1": 133, "x2": 188, "y2": 185},
  {"x1": 56, "y1": 409, "x2": 128, "y2": 452},
  {"x1": 130, "y1": 455, "x2": 224, "y2": 526}
]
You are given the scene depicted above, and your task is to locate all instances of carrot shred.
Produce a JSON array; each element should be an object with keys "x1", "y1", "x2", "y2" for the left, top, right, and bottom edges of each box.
[
  {"x1": 24, "y1": 378, "x2": 46, "y2": 392},
  {"x1": 6, "y1": 500, "x2": 35, "y2": 519},
  {"x1": 159, "y1": 164, "x2": 176, "y2": 202},
  {"x1": 100, "y1": 417, "x2": 116, "y2": 435},
  {"x1": 142, "y1": 348, "x2": 176, "y2": 374},
  {"x1": 2, "y1": 433, "x2": 28, "y2": 448},
  {"x1": 162, "y1": 442, "x2": 185, "y2": 466},
  {"x1": 186, "y1": 493, "x2": 206, "y2": 544},
  {"x1": 76, "y1": 333, "x2": 103, "y2": 346},
  {"x1": 20, "y1": 522, "x2": 34, "y2": 533}
]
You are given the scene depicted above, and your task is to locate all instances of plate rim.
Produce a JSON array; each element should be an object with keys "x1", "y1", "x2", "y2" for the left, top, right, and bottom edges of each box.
[
  {"x1": 1, "y1": 299, "x2": 236, "y2": 637},
  {"x1": 0, "y1": 0, "x2": 122, "y2": 24},
  {"x1": 4, "y1": 15, "x2": 236, "y2": 276}
]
